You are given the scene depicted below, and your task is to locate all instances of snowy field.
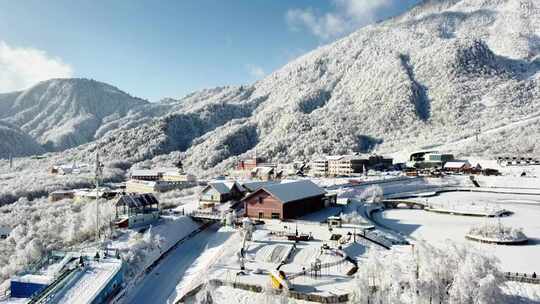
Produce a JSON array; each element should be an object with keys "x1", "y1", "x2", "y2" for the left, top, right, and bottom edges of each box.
[{"x1": 376, "y1": 191, "x2": 540, "y2": 274}]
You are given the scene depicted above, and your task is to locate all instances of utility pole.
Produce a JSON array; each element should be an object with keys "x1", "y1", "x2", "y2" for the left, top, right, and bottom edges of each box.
[
  {"x1": 95, "y1": 150, "x2": 104, "y2": 245},
  {"x1": 9, "y1": 154, "x2": 13, "y2": 170}
]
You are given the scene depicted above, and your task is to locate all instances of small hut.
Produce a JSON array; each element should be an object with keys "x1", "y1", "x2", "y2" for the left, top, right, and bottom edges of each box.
[{"x1": 114, "y1": 193, "x2": 160, "y2": 228}]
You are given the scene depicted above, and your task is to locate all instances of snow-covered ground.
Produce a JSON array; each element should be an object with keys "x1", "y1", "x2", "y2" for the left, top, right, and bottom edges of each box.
[
  {"x1": 200, "y1": 219, "x2": 378, "y2": 301},
  {"x1": 503, "y1": 282, "x2": 540, "y2": 303},
  {"x1": 376, "y1": 191, "x2": 540, "y2": 273},
  {"x1": 191, "y1": 285, "x2": 310, "y2": 304},
  {"x1": 124, "y1": 224, "x2": 235, "y2": 304}
]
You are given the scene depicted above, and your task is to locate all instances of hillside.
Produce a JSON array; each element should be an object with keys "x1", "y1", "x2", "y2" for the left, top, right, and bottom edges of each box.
[
  {"x1": 0, "y1": 121, "x2": 45, "y2": 158},
  {"x1": 0, "y1": 78, "x2": 150, "y2": 153},
  {"x1": 2, "y1": 0, "x2": 539, "y2": 173}
]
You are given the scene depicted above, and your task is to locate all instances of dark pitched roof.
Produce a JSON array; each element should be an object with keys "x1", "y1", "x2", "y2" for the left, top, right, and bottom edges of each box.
[
  {"x1": 241, "y1": 181, "x2": 278, "y2": 192},
  {"x1": 245, "y1": 180, "x2": 326, "y2": 204},
  {"x1": 204, "y1": 182, "x2": 231, "y2": 195},
  {"x1": 116, "y1": 193, "x2": 159, "y2": 208}
]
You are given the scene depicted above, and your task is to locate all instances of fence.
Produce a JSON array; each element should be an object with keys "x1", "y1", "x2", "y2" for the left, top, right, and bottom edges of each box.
[{"x1": 505, "y1": 272, "x2": 540, "y2": 284}]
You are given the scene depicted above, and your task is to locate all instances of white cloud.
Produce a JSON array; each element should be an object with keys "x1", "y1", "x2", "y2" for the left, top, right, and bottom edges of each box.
[
  {"x1": 0, "y1": 41, "x2": 73, "y2": 92},
  {"x1": 286, "y1": 0, "x2": 395, "y2": 40},
  {"x1": 246, "y1": 64, "x2": 266, "y2": 79}
]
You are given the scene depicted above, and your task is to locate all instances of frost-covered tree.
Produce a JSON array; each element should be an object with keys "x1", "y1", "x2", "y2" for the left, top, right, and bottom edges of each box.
[
  {"x1": 359, "y1": 185, "x2": 384, "y2": 204},
  {"x1": 351, "y1": 242, "x2": 505, "y2": 304}
]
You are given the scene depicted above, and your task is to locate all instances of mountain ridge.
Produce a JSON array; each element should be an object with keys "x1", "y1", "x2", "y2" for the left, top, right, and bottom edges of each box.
[{"x1": 1, "y1": 0, "x2": 539, "y2": 172}]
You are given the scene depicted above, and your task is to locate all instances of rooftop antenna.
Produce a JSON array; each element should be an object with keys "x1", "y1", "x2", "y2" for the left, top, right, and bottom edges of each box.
[{"x1": 94, "y1": 150, "x2": 104, "y2": 246}]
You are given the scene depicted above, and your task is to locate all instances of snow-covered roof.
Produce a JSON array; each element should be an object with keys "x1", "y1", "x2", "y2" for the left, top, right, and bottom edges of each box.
[
  {"x1": 131, "y1": 169, "x2": 160, "y2": 176},
  {"x1": 131, "y1": 167, "x2": 181, "y2": 177},
  {"x1": 444, "y1": 161, "x2": 470, "y2": 169},
  {"x1": 326, "y1": 155, "x2": 368, "y2": 161},
  {"x1": 207, "y1": 182, "x2": 231, "y2": 194},
  {"x1": 12, "y1": 274, "x2": 53, "y2": 285},
  {"x1": 116, "y1": 193, "x2": 159, "y2": 208},
  {"x1": 259, "y1": 180, "x2": 326, "y2": 203},
  {"x1": 50, "y1": 190, "x2": 75, "y2": 195}
]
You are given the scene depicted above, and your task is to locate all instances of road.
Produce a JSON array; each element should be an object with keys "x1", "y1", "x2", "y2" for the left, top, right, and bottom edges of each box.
[{"x1": 125, "y1": 224, "x2": 225, "y2": 304}]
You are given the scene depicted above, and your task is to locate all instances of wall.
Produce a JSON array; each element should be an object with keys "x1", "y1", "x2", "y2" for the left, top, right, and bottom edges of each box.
[
  {"x1": 282, "y1": 196, "x2": 325, "y2": 219},
  {"x1": 244, "y1": 191, "x2": 283, "y2": 219}
]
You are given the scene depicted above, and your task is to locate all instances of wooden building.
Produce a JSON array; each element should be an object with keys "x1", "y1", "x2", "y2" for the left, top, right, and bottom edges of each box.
[
  {"x1": 114, "y1": 193, "x2": 160, "y2": 228},
  {"x1": 199, "y1": 182, "x2": 244, "y2": 208},
  {"x1": 48, "y1": 190, "x2": 75, "y2": 202},
  {"x1": 243, "y1": 180, "x2": 328, "y2": 220},
  {"x1": 443, "y1": 161, "x2": 472, "y2": 173}
]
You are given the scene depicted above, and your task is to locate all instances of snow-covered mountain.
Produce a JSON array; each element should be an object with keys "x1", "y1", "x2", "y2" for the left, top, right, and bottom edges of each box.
[
  {"x1": 0, "y1": 78, "x2": 150, "y2": 152},
  {"x1": 3, "y1": 0, "x2": 540, "y2": 171}
]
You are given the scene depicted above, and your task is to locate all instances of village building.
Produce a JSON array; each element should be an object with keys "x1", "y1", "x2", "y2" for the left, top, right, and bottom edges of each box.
[
  {"x1": 161, "y1": 171, "x2": 196, "y2": 182},
  {"x1": 49, "y1": 163, "x2": 89, "y2": 175},
  {"x1": 236, "y1": 157, "x2": 264, "y2": 171},
  {"x1": 366, "y1": 155, "x2": 394, "y2": 170},
  {"x1": 276, "y1": 162, "x2": 308, "y2": 177},
  {"x1": 311, "y1": 154, "x2": 393, "y2": 177},
  {"x1": 409, "y1": 151, "x2": 455, "y2": 169},
  {"x1": 73, "y1": 188, "x2": 122, "y2": 202},
  {"x1": 327, "y1": 155, "x2": 367, "y2": 176},
  {"x1": 243, "y1": 180, "x2": 333, "y2": 220},
  {"x1": 48, "y1": 190, "x2": 76, "y2": 202},
  {"x1": 310, "y1": 158, "x2": 329, "y2": 177},
  {"x1": 443, "y1": 161, "x2": 481, "y2": 173},
  {"x1": 199, "y1": 182, "x2": 244, "y2": 208},
  {"x1": 229, "y1": 157, "x2": 280, "y2": 180},
  {"x1": 130, "y1": 169, "x2": 162, "y2": 181},
  {"x1": 130, "y1": 167, "x2": 196, "y2": 182},
  {"x1": 126, "y1": 178, "x2": 194, "y2": 194},
  {"x1": 114, "y1": 193, "x2": 160, "y2": 228}
]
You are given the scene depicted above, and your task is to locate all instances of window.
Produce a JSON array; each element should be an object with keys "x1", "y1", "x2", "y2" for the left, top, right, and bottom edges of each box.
[
  {"x1": 271, "y1": 213, "x2": 280, "y2": 219},
  {"x1": 258, "y1": 212, "x2": 264, "y2": 219}
]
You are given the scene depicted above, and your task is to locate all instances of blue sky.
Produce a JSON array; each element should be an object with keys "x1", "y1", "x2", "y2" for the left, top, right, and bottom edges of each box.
[{"x1": 0, "y1": 0, "x2": 419, "y2": 101}]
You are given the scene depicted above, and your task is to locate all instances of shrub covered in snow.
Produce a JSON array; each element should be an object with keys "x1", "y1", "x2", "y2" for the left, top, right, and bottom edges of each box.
[
  {"x1": 351, "y1": 241, "x2": 505, "y2": 304},
  {"x1": 468, "y1": 223, "x2": 527, "y2": 242},
  {"x1": 119, "y1": 227, "x2": 164, "y2": 278},
  {"x1": 358, "y1": 185, "x2": 384, "y2": 204},
  {"x1": 340, "y1": 211, "x2": 369, "y2": 225},
  {"x1": 0, "y1": 197, "x2": 115, "y2": 284}
]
